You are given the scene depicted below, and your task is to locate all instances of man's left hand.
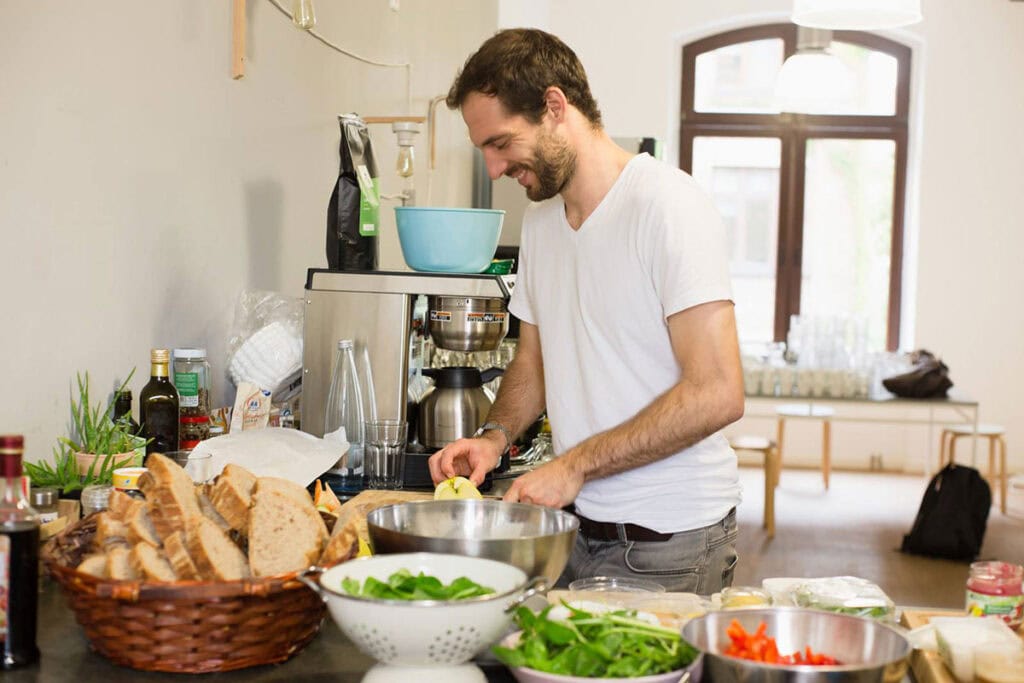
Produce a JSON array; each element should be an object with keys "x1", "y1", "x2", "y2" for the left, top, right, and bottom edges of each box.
[{"x1": 501, "y1": 456, "x2": 583, "y2": 508}]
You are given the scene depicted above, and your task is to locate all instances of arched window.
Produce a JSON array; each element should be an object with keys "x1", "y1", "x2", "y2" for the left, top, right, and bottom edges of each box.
[{"x1": 680, "y1": 24, "x2": 911, "y2": 351}]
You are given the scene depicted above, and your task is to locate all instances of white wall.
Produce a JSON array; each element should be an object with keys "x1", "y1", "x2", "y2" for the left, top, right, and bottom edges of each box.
[
  {"x1": 509, "y1": 0, "x2": 1024, "y2": 474},
  {"x1": 1, "y1": 0, "x2": 497, "y2": 463}
]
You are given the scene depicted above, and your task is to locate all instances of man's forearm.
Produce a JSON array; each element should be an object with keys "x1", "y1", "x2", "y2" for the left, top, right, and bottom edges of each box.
[
  {"x1": 481, "y1": 343, "x2": 546, "y2": 452},
  {"x1": 560, "y1": 373, "x2": 743, "y2": 482}
]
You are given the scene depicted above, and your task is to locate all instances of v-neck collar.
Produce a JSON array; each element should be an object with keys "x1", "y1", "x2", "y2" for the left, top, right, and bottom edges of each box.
[{"x1": 559, "y1": 153, "x2": 647, "y2": 237}]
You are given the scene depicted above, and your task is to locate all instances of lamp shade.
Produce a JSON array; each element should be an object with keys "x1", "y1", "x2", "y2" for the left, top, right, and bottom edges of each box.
[
  {"x1": 774, "y1": 50, "x2": 853, "y2": 114},
  {"x1": 793, "y1": 0, "x2": 922, "y2": 30}
]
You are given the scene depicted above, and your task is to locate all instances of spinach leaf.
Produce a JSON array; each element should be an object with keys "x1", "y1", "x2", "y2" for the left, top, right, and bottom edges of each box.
[
  {"x1": 342, "y1": 569, "x2": 495, "y2": 601},
  {"x1": 491, "y1": 601, "x2": 699, "y2": 678}
]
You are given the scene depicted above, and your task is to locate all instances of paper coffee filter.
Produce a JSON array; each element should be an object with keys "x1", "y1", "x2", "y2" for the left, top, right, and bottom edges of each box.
[{"x1": 228, "y1": 321, "x2": 303, "y2": 395}]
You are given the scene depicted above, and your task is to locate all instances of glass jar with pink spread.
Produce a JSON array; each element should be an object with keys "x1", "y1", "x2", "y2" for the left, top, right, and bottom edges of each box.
[{"x1": 966, "y1": 560, "x2": 1024, "y2": 629}]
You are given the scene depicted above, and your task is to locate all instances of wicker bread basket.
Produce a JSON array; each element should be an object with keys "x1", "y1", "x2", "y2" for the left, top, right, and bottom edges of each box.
[{"x1": 43, "y1": 513, "x2": 327, "y2": 673}]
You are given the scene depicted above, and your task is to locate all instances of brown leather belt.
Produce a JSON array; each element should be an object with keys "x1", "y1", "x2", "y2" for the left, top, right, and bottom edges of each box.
[{"x1": 566, "y1": 506, "x2": 674, "y2": 543}]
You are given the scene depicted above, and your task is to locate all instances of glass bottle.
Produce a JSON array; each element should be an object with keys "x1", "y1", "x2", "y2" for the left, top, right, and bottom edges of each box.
[
  {"x1": 324, "y1": 340, "x2": 366, "y2": 474},
  {"x1": 112, "y1": 390, "x2": 140, "y2": 435},
  {"x1": 0, "y1": 435, "x2": 40, "y2": 669},
  {"x1": 140, "y1": 348, "x2": 179, "y2": 459}
]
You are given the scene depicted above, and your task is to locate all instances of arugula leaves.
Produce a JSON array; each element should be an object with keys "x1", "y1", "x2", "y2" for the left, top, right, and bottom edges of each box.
[
  {"x1": 341, "y1": 569, "x2": 495, "y2": 601},
  {"x1": 492, "y1": 603, "x2": 698, "y2": 678}
]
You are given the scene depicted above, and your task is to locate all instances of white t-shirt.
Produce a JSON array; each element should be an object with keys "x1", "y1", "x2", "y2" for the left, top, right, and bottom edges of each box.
[{"x1": 508, "y1": 153, "x2": 740, "y2": 533}]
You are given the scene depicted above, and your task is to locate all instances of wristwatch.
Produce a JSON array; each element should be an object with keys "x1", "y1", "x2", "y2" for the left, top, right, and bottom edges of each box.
[{"x1": 473, "y1": 422, "x2": 512, "y2": 455}]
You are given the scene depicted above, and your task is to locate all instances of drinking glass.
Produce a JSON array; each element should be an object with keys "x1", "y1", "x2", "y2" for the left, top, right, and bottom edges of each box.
[
  {"x1": 168, "y1": 450, "x2": 213, "y2": 484},
  {"x1": 364, "y1": 420, "x2": 407, "y2": 490}
]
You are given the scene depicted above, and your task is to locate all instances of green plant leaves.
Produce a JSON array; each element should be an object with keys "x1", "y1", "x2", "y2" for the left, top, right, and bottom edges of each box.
[
  {"x1": 491, "y1": 602, "x2": 699, "y2": 678},
  {"x1": 341, "y1": 569, "x2": 495, "y2": 601}
]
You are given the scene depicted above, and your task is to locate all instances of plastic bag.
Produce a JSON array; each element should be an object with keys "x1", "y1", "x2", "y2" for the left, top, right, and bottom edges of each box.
[
  {"x1": 791, "y1": 576, "x2": 896, "y2": 621},
  {"x1": 226, "y1": 290, "x2": 304, "y2": 399}
]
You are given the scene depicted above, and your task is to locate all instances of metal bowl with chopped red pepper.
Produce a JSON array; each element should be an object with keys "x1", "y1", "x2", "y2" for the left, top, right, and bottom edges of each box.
[{"x1": 681, "y1": 607, "x2": 910, "y2": 683}]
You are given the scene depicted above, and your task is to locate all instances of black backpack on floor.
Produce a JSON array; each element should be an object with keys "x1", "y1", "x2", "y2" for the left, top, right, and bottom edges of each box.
[{"x1": 901, "y1": 463, "x2": 991, "y2": 561}]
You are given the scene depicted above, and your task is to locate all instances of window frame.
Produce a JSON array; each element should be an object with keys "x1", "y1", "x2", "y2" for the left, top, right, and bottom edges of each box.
[{"x1": 680, "y1": 23, "x2": 911, "y2": 351}]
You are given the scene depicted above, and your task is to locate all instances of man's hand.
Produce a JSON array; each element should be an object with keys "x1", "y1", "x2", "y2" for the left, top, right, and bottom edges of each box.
[
  {"x1": 501, "y1": 456, "x2": 583, "y2": 509},
  {"x1": 428, "y1": 434, "x2": 503, "y2": 487}
]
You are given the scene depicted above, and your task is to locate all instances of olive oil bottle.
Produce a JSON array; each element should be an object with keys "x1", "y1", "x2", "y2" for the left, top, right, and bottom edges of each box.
[{"x1": 140, "y1": 348, "x2": 179, "y2": 460}]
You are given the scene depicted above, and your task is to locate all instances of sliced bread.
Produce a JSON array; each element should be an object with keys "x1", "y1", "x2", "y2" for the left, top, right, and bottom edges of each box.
[
  {"x1": 107, "y1": 546, "x2": 139, "y2": 580},
  {"x1": 77, "y1": 553, "x2": 108, "y2": 578},
  {"x1": 107, "y1": 489, "x2": 143, "y2": 521},
  {"x1": 124, "y1": 504, "x2": 161, "y2": 547},
  {"x1": 248, "y1": 489, "x2": 327, "y2": 577},
  {"x1": 164, "y1": 530, "x2": 201, "y2": 581},
  {"x1": 130, "y1": 543, "x2": 177, "y2": 582},
  {"x1": 208, "y1": 464, "x2": 257, "y2": 534},
  {"x1": 186, "y1": 517, "x2": 250, "y2": 581},
  {"x1": 94, "y1": 512, "x2": 131, "y2": 551},
  {"x1": 143, "y1": 453, "x2": 202, "y2": 540},
  {"x1": 196, "y1": 490, "x2": 232, "y2": 533},
  {"x1": 254, "y1": 477, "x2": 314, "y2": 508}
]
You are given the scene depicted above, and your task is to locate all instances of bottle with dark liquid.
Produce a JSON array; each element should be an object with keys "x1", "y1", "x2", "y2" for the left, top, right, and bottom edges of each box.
[
  {"x1": 140, "y1": 349, "x2": 179, "y2": 459},
  {"x1": 113, "y1": 390, "x2": 140, "y2": 436},
  {"x1": 0, "y1": 434, "x2": 40, "y2": 669}
]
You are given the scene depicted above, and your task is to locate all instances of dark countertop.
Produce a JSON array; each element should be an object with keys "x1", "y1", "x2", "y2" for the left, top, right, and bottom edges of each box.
[{"x1": 8, "y1": 579, "x2": 517, "y2": 682}]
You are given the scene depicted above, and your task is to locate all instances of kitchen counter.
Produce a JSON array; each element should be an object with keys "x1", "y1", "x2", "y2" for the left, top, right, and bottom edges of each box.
[{"x1": 11, "y1": 579, "x2": 517, "y2": 683}]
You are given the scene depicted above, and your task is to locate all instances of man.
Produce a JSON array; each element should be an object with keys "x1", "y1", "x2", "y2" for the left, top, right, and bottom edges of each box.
[{"x1": 428, "y1": 28, "x2": 745, "y2": 593}]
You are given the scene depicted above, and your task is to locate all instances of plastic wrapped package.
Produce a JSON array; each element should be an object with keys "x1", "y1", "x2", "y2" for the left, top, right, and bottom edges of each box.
[
  {"x1": 226, "y1": 290, "x2": 304, "y2": 400},
  {"x1": 791, "y1": 576, "x2": 896, "y2": 621}
]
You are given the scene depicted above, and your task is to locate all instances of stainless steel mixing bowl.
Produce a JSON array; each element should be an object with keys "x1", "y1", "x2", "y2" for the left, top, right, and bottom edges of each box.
[
  {"x1": 681, "y1": 608, "x2": 910, "y2": 683},
  {"x1": 366, "y1": 499, "x2": 579, "y2": 585}
]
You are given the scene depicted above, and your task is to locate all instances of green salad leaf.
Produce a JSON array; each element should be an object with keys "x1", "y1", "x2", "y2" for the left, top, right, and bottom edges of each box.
[
  {"x1": 341, "y1": 569, "x2": 495, "y2": 601},
  {"x1": 492, "y1": 602, "x2": 698, "y2": 678}
]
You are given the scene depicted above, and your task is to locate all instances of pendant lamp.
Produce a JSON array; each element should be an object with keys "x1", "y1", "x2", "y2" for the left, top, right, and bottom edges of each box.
[
  {"x1": 793, "y1": 0, "x2": 922, "y2": 30},
  {"x1": 773, "y1": 27, "x2": 853, "y2": 114}
]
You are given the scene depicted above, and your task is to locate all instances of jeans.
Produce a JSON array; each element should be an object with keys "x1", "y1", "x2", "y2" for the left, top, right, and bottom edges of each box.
[{"x1": 559, "y1": 508, "x2": 738, "y2": 594}]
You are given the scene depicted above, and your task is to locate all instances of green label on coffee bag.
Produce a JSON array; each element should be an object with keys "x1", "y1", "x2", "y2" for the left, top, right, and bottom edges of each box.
[{"x1": 359, "y1": 177, "x2": 380, "y2": 237}]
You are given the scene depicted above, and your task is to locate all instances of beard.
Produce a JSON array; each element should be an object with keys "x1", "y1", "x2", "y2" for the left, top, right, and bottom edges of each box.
[{"x1": 513, "y1": 128, "x2": 577, "y2": 202}]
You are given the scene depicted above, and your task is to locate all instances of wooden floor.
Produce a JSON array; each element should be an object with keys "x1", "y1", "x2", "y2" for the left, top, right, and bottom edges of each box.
[{"x1": 732, "y1": 467, "x2": 1024, "y2": 608}]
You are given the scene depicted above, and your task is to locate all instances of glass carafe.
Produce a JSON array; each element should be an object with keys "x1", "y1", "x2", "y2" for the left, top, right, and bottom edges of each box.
[{"x1": 324, "y1": 340, "x2": 366, "y2": 473}]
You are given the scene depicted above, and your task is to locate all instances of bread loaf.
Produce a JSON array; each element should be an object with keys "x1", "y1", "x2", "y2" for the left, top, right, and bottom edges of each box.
[
  {"x1": 107, "y1": 546, "x2": 138, "y2": 580},
  {"x1": 187, "y1": 517, "x2": 250, "y2": 581},
  {"x1": 144, "y1": 453, "x2": 201, "y2": 540},
  {"x1": 164, "y1": 530, "x2": 201, "y2": 581},
  {"x1": 208, "y1": 463, "x2": 256, "y2": 534},
  {"x1": 77, "y1": 553, "x2": 108, "y2": 578},
  {"x1": 248, "y1": 489, "x2": 327, "y2": 577},
  {"x1": 130, "y1": 543, "x2": 177, "y2": 582}
]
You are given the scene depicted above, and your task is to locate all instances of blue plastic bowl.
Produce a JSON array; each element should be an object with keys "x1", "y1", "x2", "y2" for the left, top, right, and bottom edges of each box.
[{"x1": 395, "y1": 207, "x2": 504, "y2": 274}]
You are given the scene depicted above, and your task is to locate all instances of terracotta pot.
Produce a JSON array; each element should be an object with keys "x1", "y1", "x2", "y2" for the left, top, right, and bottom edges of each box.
[{"x1": 75, "y1": 450, "x2": 142, "y2": 477}]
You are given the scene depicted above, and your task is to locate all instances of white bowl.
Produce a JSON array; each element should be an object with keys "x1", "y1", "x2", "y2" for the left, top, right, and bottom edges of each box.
[{"x1": 316, "y1": 552, "x2": 545, "y2": 667}]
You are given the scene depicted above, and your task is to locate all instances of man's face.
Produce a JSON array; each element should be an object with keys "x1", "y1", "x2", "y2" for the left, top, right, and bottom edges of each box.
[{"x1": 462, "y1": 92, "x2": 576, "y2": 202}]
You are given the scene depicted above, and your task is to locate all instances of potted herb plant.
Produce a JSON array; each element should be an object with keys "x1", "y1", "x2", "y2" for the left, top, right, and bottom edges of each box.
[{"x1": 25, "y1": 370, "x2": 146, "y2": 498}]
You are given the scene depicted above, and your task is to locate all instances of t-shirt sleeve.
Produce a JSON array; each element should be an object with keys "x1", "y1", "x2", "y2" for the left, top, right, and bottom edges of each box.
[
  {"x1": 507, "y1": 205, "x2": 537, "y2": 325},
  {"x1": 643, "y1": 174, "x2": 733, "y2": 318}
]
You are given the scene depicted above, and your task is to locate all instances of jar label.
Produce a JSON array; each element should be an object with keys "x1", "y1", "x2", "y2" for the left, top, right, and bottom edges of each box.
[
  {"x1": 966, "y1": 589, "x2": 1024, "y2": 627},
  {"x1": 175, "y1": 371, "x2": 199, "y2": 405},
  {"x1": 37, "y1": 512, "x2": 59, "y2": 524}
]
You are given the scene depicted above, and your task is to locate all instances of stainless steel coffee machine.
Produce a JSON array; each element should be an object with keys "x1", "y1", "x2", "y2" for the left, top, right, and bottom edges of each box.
[{"x1": 301, "y1": 269, "x2": 514, "y2": 440}]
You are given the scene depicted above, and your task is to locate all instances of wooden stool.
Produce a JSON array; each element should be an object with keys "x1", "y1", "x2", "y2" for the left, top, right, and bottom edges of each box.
[
  {"x1": 775, "y1": 403, "x2": 836, "y2": 490},
  {"x1": 941, "y1": 423, "x2": 1007, "y2": 514},
  {"x1": 728, "y1": 435, "x2": 779, "y2": 538}
]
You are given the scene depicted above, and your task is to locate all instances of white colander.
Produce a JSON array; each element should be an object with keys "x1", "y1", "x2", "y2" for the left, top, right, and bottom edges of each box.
[{"x1": 309, "y1": 552, "x2": 547, "y2": 667}]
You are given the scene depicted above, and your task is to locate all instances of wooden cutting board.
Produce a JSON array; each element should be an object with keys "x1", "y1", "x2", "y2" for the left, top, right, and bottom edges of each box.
[{"x1": 900, "y1": 609, "x2": 1024, "y2": 683}]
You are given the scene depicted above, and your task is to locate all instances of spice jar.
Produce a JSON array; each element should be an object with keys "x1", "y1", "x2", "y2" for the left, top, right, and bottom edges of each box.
[
  {"x1": 172, "y1": 348, "x2": 211, "y2": 419},
  {"x1": 179, "y1": 415, "x2": 211, "y2": 450},
  {"x1": 30, "y1": 487, "x2": 60, "y2": 524},
  {"x1": 966, "y1": 560, "x2": 1024, "y2": 629},
  {"x1": 80, "y1": 484, "x2": 113, "y2": 517}
]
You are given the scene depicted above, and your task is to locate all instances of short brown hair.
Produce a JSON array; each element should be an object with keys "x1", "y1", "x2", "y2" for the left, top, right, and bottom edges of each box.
[{"x1": 446, "y1": 28, "x2": 603, "y2": 128}]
